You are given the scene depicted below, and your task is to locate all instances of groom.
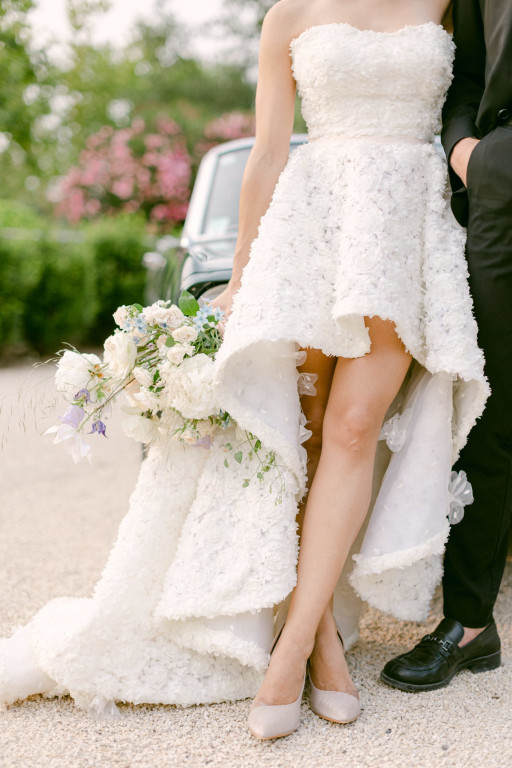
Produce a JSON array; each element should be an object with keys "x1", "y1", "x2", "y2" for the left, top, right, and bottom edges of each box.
[{"x1": 381, "y1": 0, "x2": 512, "y2": 691}]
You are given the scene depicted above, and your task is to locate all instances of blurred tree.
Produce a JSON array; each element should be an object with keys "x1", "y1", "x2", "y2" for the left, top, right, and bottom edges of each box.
[
  {"x1": 57, "y1": 12, "x2": 255, "y2": 163},
  {"x1": 0, "y1": 0, "x2": 54, "y2": 202},
  {"x1": 66, "y1": 0, "x2": 112, "y2": 36},
  {"x1": 23, "y1": 3, "x2": 254, "y2": 214},
  {"x1": 213, "y1": 0, "x2": 305, "y2": 132},
  {"x1": 214, "y1": 0, "x2": 275, "y2": 69},
  {"x1": 0, "y1": 1, "x2": 259, "y2": 215}
]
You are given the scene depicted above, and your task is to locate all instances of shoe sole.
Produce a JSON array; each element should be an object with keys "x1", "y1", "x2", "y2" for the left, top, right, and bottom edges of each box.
[
  {"x1": 248, "y1": 726, "x2": 297, "y2": 740},
  {"x1": 380, "y1": 650, "x2": 502, "y2": 692},
  {"x1": 311, "y1": 710, "x2": 360, "y2": 725}
]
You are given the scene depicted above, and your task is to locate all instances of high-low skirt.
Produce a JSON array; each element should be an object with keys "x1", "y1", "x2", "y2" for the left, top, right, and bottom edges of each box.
[{"x1": 0, "y1": 137, "x2": 488, "y2": 716}]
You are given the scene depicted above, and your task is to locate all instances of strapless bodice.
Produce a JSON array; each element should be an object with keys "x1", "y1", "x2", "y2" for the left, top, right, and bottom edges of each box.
[{"x1": 290, "y1": 22, "x2": 454, "y2": 142}]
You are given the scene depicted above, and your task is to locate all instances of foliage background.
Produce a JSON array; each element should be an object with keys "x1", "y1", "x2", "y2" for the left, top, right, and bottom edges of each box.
[{"x1": 0, "y1": 0, "x2": 304, "y2": 356}]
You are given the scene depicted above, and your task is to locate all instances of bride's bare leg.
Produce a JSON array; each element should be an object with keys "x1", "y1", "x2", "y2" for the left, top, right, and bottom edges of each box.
[
  {"x1": 298, "y1": 353, "x2": 362, "y2": 696},
  {"x1": 296, "y1": 350, "x2": 351, "y2": 690},
  {"x1": 254, "y1": 318, "x2": 412, "y2": 705}
]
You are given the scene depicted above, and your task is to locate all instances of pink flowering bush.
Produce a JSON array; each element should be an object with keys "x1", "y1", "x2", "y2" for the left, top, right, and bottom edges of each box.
[
  {"x1": 58, "y1": 117, "x2": 192, "y2": 228},
  {"x1": 195, "y1": 111, "x2": 256, "y2": 158}
]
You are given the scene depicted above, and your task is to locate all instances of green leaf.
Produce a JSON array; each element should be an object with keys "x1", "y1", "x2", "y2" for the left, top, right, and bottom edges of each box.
[
  {"x1": 224, "y1": 458, "x2": 229, "y2": 468},
  {"x1": 234, "y1": 451, "x2": 243, "y2": 464},
  {"x1": 133, "y1": 303, "x2": 144, "y2": 313},
  {"x1": 257, "y1": 472, "x2": 264, "y2": 480},
  {"x1": 242, "y1": 480, "x2": 250, "y2": 488},
  {"x1": 254, "y1": 440, "x2": 261, "y2": 451},
  {"x1": 225, "y1": 442, "x2": 232, "y2": 450},
  {"x1": 165, "y1": 336, "x2": 176, "y2": 347},
  {"x1": 153, "y1": 370, "x2": 161, "y2": 384},
  {"x1": 178, "y1": 290, "x2": 200, "y2": 317}
]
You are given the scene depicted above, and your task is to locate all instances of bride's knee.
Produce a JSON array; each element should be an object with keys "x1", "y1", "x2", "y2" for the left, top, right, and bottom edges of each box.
[{"x1": 322, "y1": 404, "x2": 381, "y2": 455}]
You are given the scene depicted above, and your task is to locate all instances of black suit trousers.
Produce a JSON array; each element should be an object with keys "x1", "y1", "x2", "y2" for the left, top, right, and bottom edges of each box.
[{"x1": 443, "y1": 126, "x2": 512, "y2": 627}]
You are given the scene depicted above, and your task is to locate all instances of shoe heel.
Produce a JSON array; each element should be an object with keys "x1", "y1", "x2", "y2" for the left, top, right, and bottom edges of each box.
[{"x1": 467, "y1": 651, "x2": 501, "y2": 673}]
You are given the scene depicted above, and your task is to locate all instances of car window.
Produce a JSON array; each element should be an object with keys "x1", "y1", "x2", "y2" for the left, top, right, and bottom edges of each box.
[
  {"x1": 201, "y1": 143, "x2": 304, "y2": 237},
  {"x1": 201, "y1": 149, "x2": 251, "y2": 236}
]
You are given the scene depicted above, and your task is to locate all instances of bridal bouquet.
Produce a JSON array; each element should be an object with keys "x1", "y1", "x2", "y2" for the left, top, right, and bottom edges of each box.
[
  {"x1": 45, "y1": 291, "x2": 224, "y2": 461},
  {"x1": 44, "y1": 291, "x2": 280, "y2": 493}
]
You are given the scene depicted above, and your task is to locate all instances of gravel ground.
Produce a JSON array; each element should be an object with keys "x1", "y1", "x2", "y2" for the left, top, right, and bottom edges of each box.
[{"x1": 1, "y1": 362, "x2": 511, "y2": 768}]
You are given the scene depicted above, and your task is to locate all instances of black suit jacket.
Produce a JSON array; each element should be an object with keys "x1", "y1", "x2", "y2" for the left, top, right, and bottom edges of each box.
[{"x1": 441, "y1": 0, "x2": 512, "y2": 206}]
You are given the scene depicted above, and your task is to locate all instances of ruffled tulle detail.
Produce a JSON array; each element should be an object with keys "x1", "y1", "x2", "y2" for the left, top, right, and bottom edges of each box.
[{"x1": 448, "y1": 470, "x2": 474, "y2": 524}]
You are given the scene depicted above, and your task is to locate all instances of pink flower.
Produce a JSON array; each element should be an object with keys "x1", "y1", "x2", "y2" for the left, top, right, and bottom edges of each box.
[
  {"x1": 145, "y1": 134, "x2": 167, "y2": 150},
  {"x1": 85, "y1": 199, "x2": 102, "y2": 216},
  {"x1": 157, "y1": 117, "x2": 180, "y2": 136},
  {"x1": 204, "y1": 111, "x2": 255, "y2": 141},
  {"x1": 132, "y1": 117, "x2": 146, "y2": 134},
  {"x1": 56, "y1": 117, "x2": 192, "y2": 227},
  {"x1": 112, "y1": 178, "x2": 134, "y2": 199}
]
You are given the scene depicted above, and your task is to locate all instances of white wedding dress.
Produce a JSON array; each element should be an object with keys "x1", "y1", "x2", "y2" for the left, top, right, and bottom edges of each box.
[{"x1": 1, "y1": 22, "x2": 488, "y2": 717}]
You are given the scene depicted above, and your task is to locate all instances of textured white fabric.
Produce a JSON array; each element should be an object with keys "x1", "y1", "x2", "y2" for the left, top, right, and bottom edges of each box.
[
  {"x1": 0, "y1": 22, "x2": 488, "y2": 714},
  {"x1": 291, "y1": 22, "x2": 453, "y2": 142}
]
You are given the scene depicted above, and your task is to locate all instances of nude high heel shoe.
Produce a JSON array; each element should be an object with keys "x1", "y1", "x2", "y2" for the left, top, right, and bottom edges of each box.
[
  {"x1": 308, "y1": 630, "x2": 360, "y2": 724},
  {"x1": 247, "y1": 625, "x2": 306, "y2": 740}
]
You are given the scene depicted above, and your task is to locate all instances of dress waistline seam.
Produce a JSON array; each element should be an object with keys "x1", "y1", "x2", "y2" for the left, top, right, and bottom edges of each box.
[{"x1": 309, "y1": 134, "x2": 431, "y2": 145}]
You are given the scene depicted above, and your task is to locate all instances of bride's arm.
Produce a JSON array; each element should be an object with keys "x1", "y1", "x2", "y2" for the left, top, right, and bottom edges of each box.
[{"x1": 209, "y1": 4, "x2": 297, "y2": 317}]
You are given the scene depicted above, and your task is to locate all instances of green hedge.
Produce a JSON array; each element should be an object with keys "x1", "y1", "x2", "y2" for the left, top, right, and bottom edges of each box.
[
  {"x1": 85, "y1": 215, "x2": 149, "y2": 343},
  {"x1": 0, "y1": 201, "x2": 151, "y2": 357},
  {"x1": 23, "y1": 239, "x2": 97, "y2": 354}
]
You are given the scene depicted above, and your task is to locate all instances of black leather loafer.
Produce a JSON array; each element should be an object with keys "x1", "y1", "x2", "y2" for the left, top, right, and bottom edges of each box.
[{"x1": 380, "y1": 617, "x2": 501, "y2": 692}]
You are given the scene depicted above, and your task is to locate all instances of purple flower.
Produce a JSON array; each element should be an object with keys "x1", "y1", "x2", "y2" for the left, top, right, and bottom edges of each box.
[
  {"x1": 90, "y1": 420, "x2": 107, "y2": 437},
  {"x1": 74, "y1": 388, "x2": 91, "y2": 403},
  {"x1": 60, "y1": 405, "x2": 85, "y2": 430}
]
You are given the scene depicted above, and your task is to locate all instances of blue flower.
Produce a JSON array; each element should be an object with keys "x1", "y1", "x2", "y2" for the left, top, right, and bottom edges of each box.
[
  {"x1": 193, "y1": 304, "x2": 224, "y2": 329},
  {"x1": 90, "y1": 420, "x2": 107, "y2": 437},
  {"x1": 134, "y1": 316, "x2": 148, "y2": 332}
]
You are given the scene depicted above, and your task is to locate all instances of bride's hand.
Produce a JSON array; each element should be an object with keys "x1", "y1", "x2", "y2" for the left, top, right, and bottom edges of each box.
[{"x1": 205, "y1": 282, "x2": 239, "y2": 335}]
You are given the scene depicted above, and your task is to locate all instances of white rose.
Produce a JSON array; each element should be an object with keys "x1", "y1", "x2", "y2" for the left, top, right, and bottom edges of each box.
[
  {"x1": 132, "y1": 388, "x2": 160, "y2": 412},
  {"x1": 103, "y1": 332, "x2": 137, "y2": 380},
  {"x1": 156, "y1": 335, "x2": 167, "y2": 349},
  {"x1": 167, "y1": 353, "x2": 218, "y2": 419},
  {"x1": 121, "y1": 413, "x2": 159, "y2": 443},
  {"x1": 172, "y1": 325, "x2": 199, "y2": 343},
  {"x1": 55, "y1": 350, "x2": 103, "y2": 400},
  {"x1": 113, "y1": 305, "x2": 131, "y2": 329},
  {"x1": 142, "y1": 303, "x2": 185, "y2": 330},
  {"x1": 166, "y1": 345, "x2": 188, "y2": 365},
  {"x1": 132, "y1": 366, "x2": 154, "y2": 388},
  {"x1": 165, "y1": 305, "x2": 187, "y2": 329}
]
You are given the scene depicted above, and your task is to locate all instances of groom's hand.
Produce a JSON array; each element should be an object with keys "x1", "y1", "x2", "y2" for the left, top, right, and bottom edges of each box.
[{"x1": 450, "y1": 137, "x2": 481, "y2": 187}]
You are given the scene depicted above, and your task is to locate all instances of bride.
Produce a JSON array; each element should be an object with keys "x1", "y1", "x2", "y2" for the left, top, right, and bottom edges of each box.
[{"x1": 1, "y1": 0, "x2": 487, "y2": 740}]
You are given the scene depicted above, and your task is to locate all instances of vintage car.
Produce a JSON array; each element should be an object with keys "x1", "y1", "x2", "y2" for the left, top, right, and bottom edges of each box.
[
  {"x1": 142, "y1": 134, "x2": 308, "y2": 305},
  {"x1": 142, "y1": 133, "x2": 444, "y2": 305}
]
